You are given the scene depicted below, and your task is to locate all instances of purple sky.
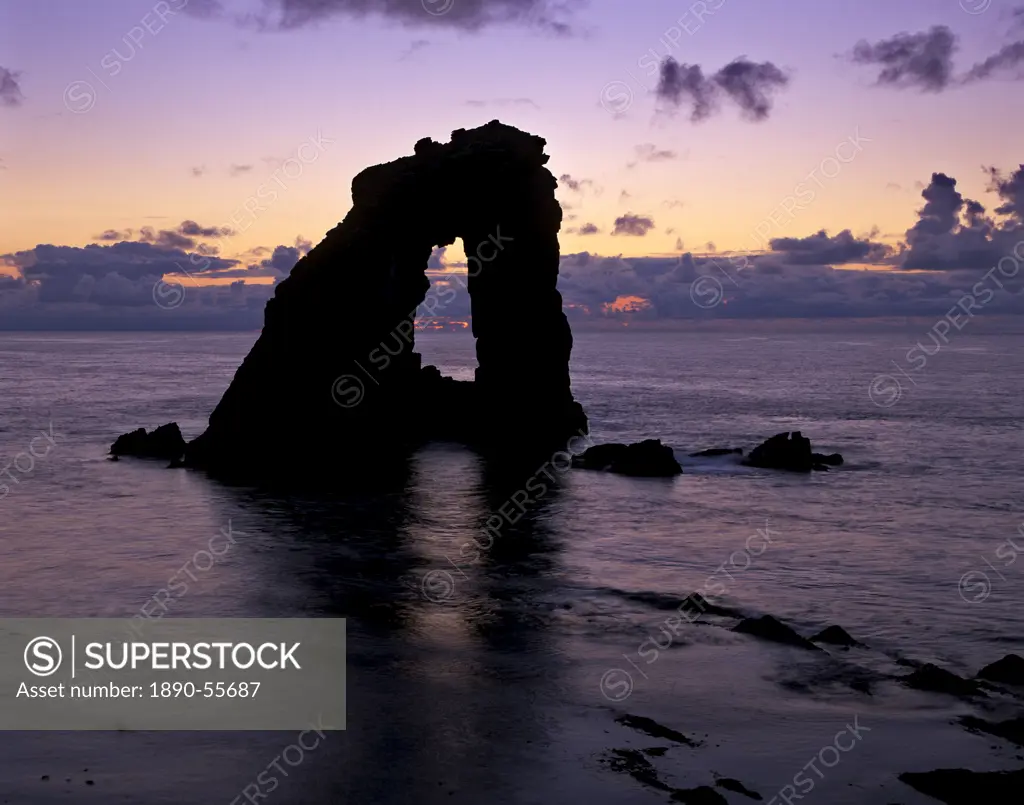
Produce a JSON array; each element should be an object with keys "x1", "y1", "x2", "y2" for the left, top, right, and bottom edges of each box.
[{"x1": 1, "y1": 0, "x2": 1023, "y2": 327}]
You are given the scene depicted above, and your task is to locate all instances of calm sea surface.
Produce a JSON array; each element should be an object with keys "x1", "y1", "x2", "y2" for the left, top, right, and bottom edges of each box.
[{"x1": 0, "y1": 328, "x2": 1022, "y2": 804}]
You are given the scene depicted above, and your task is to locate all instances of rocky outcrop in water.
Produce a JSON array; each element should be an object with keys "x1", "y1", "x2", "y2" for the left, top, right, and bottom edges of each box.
[
  {"x1": 977, "y1": 654, "x2": 1024, "y2": 686},
  {"x1": 572, "y1": 440, "x2": 682, "y2": 477},
  {"x1": 175, "y1": 121, "x2": 586, "y2": 477},
  {"x1": 743, "y1": 431, "x2": 842, "y2": 472},
  {"x1": 110, "y1": 423, "x2": 186, "y2": 462}
]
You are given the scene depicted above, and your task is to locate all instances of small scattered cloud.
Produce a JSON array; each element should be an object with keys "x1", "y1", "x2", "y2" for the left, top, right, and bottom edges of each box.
[
  {"x1": 465, "y1": 97, "x2": 539, "y2": 109},
  {"x1": 229, "y1": 164, "x2": 254, "y2": 177},
  {"x1": 0, "y1": 67, "x2": 24, "y2": 108},
  {"x1": 400, "y1": 39, "x2": 431, "y2": 59},
  {"x1": 850, "y1": 25, "x2": 1024, "y2": 91},
  {"x1": 626, "y1": 142, "x2": 675, "y2": 161},
  {"x1": 769, "y1": 229, "x2": 892, "y2": 264},
  {"x1": 94, "y1": 229, "x2": 133, "y2": 242},
  {"x1": 612, "y1": 214, "x2": 655, "y2": 236},
  {"x1": 191, "y1": 166, "x2": 208, "y2": 178},
  {"x1": 567, "y1": 223, "x2": 600, "y2": 236},
  {"x1": 850, "y1": 25, "x2": 956, "y2": 92},
  {"x1": 241, "y1": 0, "x2": 575, "y2": 33},
  {"x1": 559, "y1": 173, "x2": 594, "y2": 193},
  {"x1": 656, "y1": 57, "x2": 789, "y2": 122},
  {"x1": 962, "y1": 41, "x2": 1024, "y2": 84}
]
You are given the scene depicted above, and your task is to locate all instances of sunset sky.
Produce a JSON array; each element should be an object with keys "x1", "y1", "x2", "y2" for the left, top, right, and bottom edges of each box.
[{"x1": 1, "y1": 0, "x2": 1023, "y2": 327}]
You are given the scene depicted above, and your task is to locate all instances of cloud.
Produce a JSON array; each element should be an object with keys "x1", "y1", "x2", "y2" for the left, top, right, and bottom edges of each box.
[
  {"x1": 182, "y1": 0, "x2": 224, "y2": 17},
  {"x1": 632, "y1": 143, "x2": 677, "y2": 162},
  {"x1": 656, "y1": 57, "x2": 789, "y2": 121},
  {"x1": 191, "y1": 166, "x2": 208, "y2": 177},
  {"x1": 0, "y1": 67, "x2": 24, "y2": 108},
  {"x1": 400, "y1": 39, "x2": 431, "y2": 59},
  {"x1": 94, "y1": 229, "x2": 133, "y2": 242},
  {"x1": 850, "y1": 25, "x2": 956, "y2": 92},
  {"x1": 245, "y1": 0, "x2": 575, "y2": 32},
  {"x1": 179, "y1": 220, "x2": 235, "y2": 238},
  {"x1": 229, "y1": 164, "x2": 254, "y2": 177},
  {"x1": 963, "y1": 41, "x2": 1024, "y2": 84},
  {"x1": 612, "y1": 214, "x2": 655, "y2": 236},
  {"x1": 2, "y1": 241, "x2": 237, "y2": 304},
  {"x1": 851, "y1": 25, "x2": 1024, "y2": 91},
  {"x1": 769, "y1": 229, "x2": 892, "y2": 265},
  {"x1": 559, "y1": 173, "x2": 594, "y2": 193},
  {"x1": 465, "y1": 97, "x2": 539, "y2": 109},
  {"x1": 900, "y1": 168, "x2": 1024, "y2": 271},
  {"x1": 118, "y1": 220, "x2": 237, "y2": 251},
  {"x1": 566, "y1": 223, "x2": 599, "y2": 235}
]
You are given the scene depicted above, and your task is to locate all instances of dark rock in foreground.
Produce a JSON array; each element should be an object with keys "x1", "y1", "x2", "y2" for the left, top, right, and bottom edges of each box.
[
  {"x1": 732, "y1": 615, "x2": 821, "y2": 651},
  {"x1": 977, "y1": 654, "x2": 1024, "y2": 686},
  {"x1": 110, "y1": 423, "x2": 186, "y2": 462},
  {"x1": 615, "y1": 714, "x2": 699, "y2": 746},
  {"x1": 743, "y1": 431, "x2": 842, "y2": 472},
  {"x1": 689, "y1": 448, "x2": 743, "y2": 458},
  {"x1": 573, "y1": 440, "x2": 682, "y2": 477},
  {"x1": 960, "y1": 715, "x2": 1024, "y2": 747},
  {"x1": 899, "y1": 767, "x2": 1024, "y2": 804},
  {"x1": 810, "y1": 625, "x2": 864, "y2": 648},
  {"x1": 180, "y1": 121, "x2": 587, "y2": 477},
  {"x1": 903, "y1": 663, "x2": 984, "y2": 699},
  {"x1": 715, "y1": 777, "x2": 763, "y2": 800}
]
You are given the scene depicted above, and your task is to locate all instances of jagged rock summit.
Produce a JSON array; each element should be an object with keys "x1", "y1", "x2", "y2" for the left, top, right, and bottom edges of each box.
[{"x1": 180, "y1": 121, "x2": 587, "y2": 477}]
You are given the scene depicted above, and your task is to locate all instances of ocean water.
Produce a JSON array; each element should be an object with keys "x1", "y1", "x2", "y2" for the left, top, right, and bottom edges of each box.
[{"x1": 0, "y1": 328, "x2": 1022, "y2": 804}]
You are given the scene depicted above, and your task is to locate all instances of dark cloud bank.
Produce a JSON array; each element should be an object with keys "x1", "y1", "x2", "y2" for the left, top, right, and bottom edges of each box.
[{"x1": 4, "y1": 165, "x2": 1024, "y2": 329}]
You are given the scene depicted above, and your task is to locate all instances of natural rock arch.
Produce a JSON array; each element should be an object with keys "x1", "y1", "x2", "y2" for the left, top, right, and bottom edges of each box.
[{"x1": 184, "y1": 121, "x2": 587, "y2": 476}]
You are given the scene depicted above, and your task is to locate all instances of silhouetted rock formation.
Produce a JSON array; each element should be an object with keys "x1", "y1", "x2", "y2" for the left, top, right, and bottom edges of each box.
[
  {"x1": 572, "y1": 439, "x2": 682, "y2": 477},
  {"x1": 180, "y1": 121, "x2": 586, "y2": 477},
  {"x1": 732, "y1": 615, "x2": 821, "y2": 651},
  {"x1": 689, "y1": 447, "x2": 743, "y2": 458},
  {"x1": 110, "y1": 423, "x2": 186, "y2": 462},
  {"x1": 977, "y1": 654, "x2": 1024, "y2": 686},
  {"x1": 743, "y1": 431, "x2": 842, "y2": 472}
]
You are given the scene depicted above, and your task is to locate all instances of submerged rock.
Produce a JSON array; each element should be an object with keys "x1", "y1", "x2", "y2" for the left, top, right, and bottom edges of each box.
[
  {"x1": 110, "y1": 423, "x2": 186, "y2": 462},
  {"x1": 977, "y1": 654, "x2": 1024, "y2": 687},
  {"x1": 743, "y1": 431, "x2": 842, "y2": 472},
  {"x1": 959, "y1": 715, "x2": 1024, "y2": 747},
  {"x1": 573, "y1": 439, "x2": 682, "y2": 477},
  {"x1": 812, "y1": 452, "x2": 843, "y2": 466},
  {"x1": 810, "y1": 625, "x2": 864, "y2": 648},
  {"x1": 899, "y1": 767, "x2": 1024, "y2": 804},
  {"x1": 903, "y1": 663, "x2": 984, "y2": 699},
  {"x1": 688, "y1": 448, "x2": 743, "y2": 458},
  {"x1": 715, "y1": 777, "x2": 763, "y2": 800},
  {"x1": 732, "y1": 615, "x2": 821, "y2": 651},
  {"x1": 615, "y1": 714, "x2": 699, "y2": 746}
]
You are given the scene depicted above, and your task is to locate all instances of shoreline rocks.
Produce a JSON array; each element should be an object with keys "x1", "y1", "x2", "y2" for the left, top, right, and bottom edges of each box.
[
  {"x1": 743, "y1": 431, "x2": 842, "y2": 472},
  {"x1": 110, "y1": 423, "x2": 186, "y2": 462},
  {"x1": 572, "y1": 440, "x2": 682, "y2": 477}
]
